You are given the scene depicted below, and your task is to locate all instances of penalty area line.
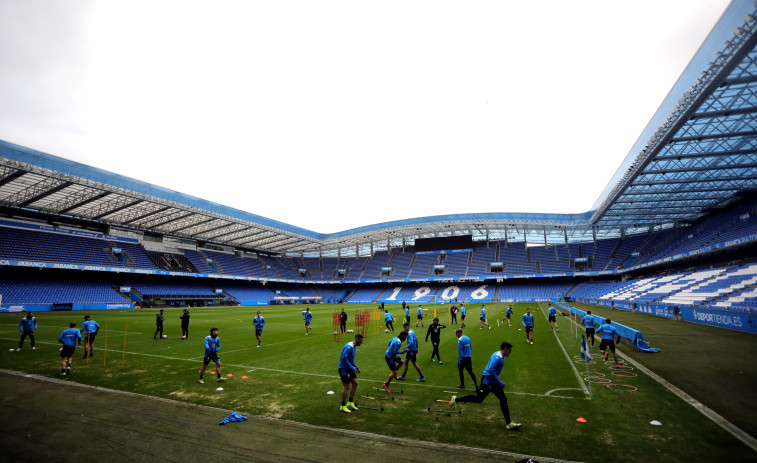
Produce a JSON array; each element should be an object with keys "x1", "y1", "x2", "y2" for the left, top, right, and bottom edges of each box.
[{"x1": 537, "y1": 303, "x2": 590, "y2": 398}]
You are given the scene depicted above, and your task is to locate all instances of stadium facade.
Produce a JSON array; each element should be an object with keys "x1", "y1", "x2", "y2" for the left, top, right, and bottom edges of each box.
[{"x1": 1, "y1": 0, "x2": 756, "y2": 333}]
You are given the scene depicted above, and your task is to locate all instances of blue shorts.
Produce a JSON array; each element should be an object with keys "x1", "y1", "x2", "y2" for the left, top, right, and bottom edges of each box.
[{"x1": 385, "y1": 356, "x2": 401, "y2": 371}]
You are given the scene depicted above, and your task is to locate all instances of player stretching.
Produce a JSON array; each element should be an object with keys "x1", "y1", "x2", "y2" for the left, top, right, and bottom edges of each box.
[
  {"x1": 455, "y1": 328, "x2": 478, "y2": 390},
  {"x1": 303, "y1": 308, "x2": 313, "y2": 335},
  {"x1": 338, "y1": 333, "x2": 364, "y2": 413},
  {"x1": 596, "y1": 319, "x2": 622, "y2": 368},
  {"x1": 384, "y1": 309, "x2": 395, "y2": 332},
  {"x1": 449, "y1": 341, "x2": 521, "y2": 430},
  {"x1": 581, "y1": 311, "x2": 597, "y2": 346},
  {"x1": 479, "y1": 305, "x2": 490, "y2": 330},
  {"x1": 504, "y1": 306, "x2": 513, "y2": 327},
  {"x1": 522, "y1": 308, "x2": 535, "y2": 344},
  {"x1": 425, "y1": 317, "x2": 447, "y2": 364},
  {"x1": 80, "y1": 315, "x2": 100, "y2": 358},
  {"x1": 382, "y1": 331, "x2": 408, "y2": 393},
  {"x1": 18, "y1": 312, "x2": 37, "y2": 351},
  {"x1": 416, "y1": 306, "x2": 424, "y2": 327},
  {"x1": 199, "y1": 327, "x2": 226, "y2": 383},
  {"x1": 547, "y1": 303, "x2": 559, "y2": 332},
  {"x1": 460, "y1": 304, "x2": 467, "y2": 328},
  {"x1": 58, "y1": 322, "x2": 81, "y2": 376},
  {"x1": 398, "y1": 323, "x2": 425, "y2": 382},
  {"x1": 253, "y1": 311, "x2": 265, "y2": 347}
]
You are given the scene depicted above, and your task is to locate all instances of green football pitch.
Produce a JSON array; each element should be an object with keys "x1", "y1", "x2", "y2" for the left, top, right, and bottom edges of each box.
[{"x1": 1, "y1": 302, "x2": 755, "y2": 462}]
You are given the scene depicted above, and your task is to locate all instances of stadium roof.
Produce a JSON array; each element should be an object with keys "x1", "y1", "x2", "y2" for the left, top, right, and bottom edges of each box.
[{"x1": 1, "y1": 0, "x2": 756, "y2": 256}]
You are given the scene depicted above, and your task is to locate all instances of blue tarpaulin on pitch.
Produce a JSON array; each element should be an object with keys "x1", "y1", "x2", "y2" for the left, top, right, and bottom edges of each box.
[
  {"x1": 557, "y1": 302, "x2": 661, "y2": 353},
  {"x1": 219, "y1": 411, "x2": 248, "y2": 425}
]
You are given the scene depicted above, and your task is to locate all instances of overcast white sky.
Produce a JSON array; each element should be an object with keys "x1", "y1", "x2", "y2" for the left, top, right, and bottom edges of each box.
[{"x1": 0, "y1": 0, "x2": 732, "y2": 233}]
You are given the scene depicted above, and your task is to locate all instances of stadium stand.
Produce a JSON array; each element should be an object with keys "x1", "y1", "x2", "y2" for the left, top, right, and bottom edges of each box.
[{"x1": 0, "y1": 278, "x2": 126, "y2": 305}]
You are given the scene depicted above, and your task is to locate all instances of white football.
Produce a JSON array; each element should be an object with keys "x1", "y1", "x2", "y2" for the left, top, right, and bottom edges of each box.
[
  {"x1": 181, "y1": 336, "x2": 186, "y2": 339},
  {"x1": 162, "y1": 335, "x2": 167, "y2": 339},
  {"x1": 385, "y1": 329, "x2": 389, "y2": 333},
  {"x1": 9, "y1": 348, "x2": 14, "y2": 352}
]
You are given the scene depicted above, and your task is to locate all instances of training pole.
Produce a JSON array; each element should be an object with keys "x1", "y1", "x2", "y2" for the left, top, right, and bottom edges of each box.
[
  {"x1": 103, "y1": 322, "x2": 108, "y2": 367},
  {"x1": 121, "y1": 323, "x2": 127, "y2": 368}
]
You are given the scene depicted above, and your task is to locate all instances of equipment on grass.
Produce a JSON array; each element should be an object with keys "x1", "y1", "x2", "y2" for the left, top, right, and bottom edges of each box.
[
  {"x1": 375, "y1": 388, "x2": 403, "y2": 394},
  {"x1": 427, "y1": 408, "x2": 461, "y2": 414},
  {"x1": 363, "y1": 395, "x2": 394, "y2": 401},
  {"x1": 385, "y1": 329, "x2": 389, "y2": 333},
  {"x1": 162, "y1": 335, "x2": 167, "y2": 339},
  {"x1": 332, "y1": 313, "x2": 341, "y2": 342},
  {"x1": 359, "y1": 405, "x2": 384, "y2": 411}
]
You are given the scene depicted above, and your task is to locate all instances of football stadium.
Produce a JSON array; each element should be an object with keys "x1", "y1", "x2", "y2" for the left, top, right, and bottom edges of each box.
[{"x1": 2, "y1": 1, "x2": 757, "y2": 462}]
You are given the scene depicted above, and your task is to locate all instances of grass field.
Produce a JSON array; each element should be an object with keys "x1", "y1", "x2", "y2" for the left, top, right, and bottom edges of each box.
[{"x1": 1, "y1": 302, "x2": 755, "y2": 462}]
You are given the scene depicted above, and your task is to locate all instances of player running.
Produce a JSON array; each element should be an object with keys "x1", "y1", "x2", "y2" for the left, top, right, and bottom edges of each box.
[
  {"x1": 338, "y1": 333, "x2": 364, "y2": 413},
  {"x1": 449, "y1": 341, "x2": 521, "y2": 430},
  {"x1": 416, "y1": 306, "x2": 424, "y2": 327},
  {"x1": 253, "y1": 311, "x2": 266, "y2": 347},
  {"x1": 384, "y1": 309, "x2": 395, "y2": 333},
  {"x1": 596, "y1": 318, "x2": 622, "y2": 368},
  {"x1": 425, "y1": 317, "x2": 447, "y2": 364},
  {"x1": 398, "y1": 322, "x2": 425, "y2": 382},
  {"x1": 581, "y1": 311, "x2": 597, "y2": 346},
  {"x1": 382, "y1": 331, "x2": 408, "y2": 393},
  {"x1": 504, "y1": 306, "x2": 513, "y2": 327},
  {"x1": 80, "y1": 315, "x2": 100, "y2": 358},
  {"x1": 547, "y1": 303, "x2": 559, "y2": 332},
  {"x1": 460, "y1": 304, "x2": 467, "y2": 328},
  {"x1": 58, "y1": 322, "x2": 81, "y2": 376},
  {"x1": 522, "y1": 308, "x2": 535, "y2": 344},
  {"x1": 455, "y1": 328, "x2": 478, "y2": 391},
  {"x1": 199, "y1": 327, "x2": 225, "y2": 383},
  {"x1": 303, "y1": 308, "x2": 313, "y2": 335},
  {"x1": 479, "y1": 305, "x2": 490, "y2": 330},
  {"x1": 18, "y1": 312, "x2": 37, "y2": 351}
]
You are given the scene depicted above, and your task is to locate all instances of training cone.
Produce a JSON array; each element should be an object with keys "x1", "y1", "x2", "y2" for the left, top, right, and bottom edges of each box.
[
  {"x1": 576, "y1": 417, "x2": 587, "y2": 423},
  {"x1": 227, "y1": 373, "x2": 233, "y2": 377},
  {"x1": 241, "y1": 375, "x2": 248, "y2": 379},
  {"x1": 650, "y1": 420, "x2": 662, "y2": 426}
]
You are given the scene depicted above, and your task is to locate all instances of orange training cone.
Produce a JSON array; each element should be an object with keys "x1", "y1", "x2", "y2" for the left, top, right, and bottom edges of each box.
[{"x1": 576, "y1": 417, "x2": 587, "y2": 423}]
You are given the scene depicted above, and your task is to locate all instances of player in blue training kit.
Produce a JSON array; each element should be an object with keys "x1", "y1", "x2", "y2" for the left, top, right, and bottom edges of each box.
[
  {"x1": 253, "y1": 311, "x2": 266, "y2": 347},
  {"x1": 504, "y1": 306, "x2": 514, "y2": 327},
  {"x1": 199, "y1": 327, "x2": 225, "y2": 383},
  {"x1": 303, "y1": 308, "x2": 313, "y2": 335},
  {"x1": 382, "y1": 331, "x2": 408, "y2": 392},
  {"x1": 338, "y1": 333, "x2": 364, "y2": 413},
  {"x1": 398, "y1": 322, "x2": 425, "y2": 381},
  {"x1": 581, "y1": 311, "x2": 597, "y2": 346},
  {"x1": 384, "y1": 309, "x2": 395, "y2": 332},
  {"x1": 522, "y1": 308, "x2": 535, "y2": 344},
  {"x1": 450, "y1": 341, "x2": 521, "y2": 429},
  {"x1": 547, "y1": 303, "x2": 559, "y2": 332},
  {"x1": 58, "y1": 322, "x2": 82, "y2": 376},
  {"x1": 18, "y1": 312, "x2": 37, "y2": 350},
  {"x1": 479, "y1": 305, "x2": 490, "y2": 330},
  {"x1": 80, "y1": 315, "x2": 100, "y2": 359},
  {"x1": 416, "y1": 306, "x2": 424, "y2": 327},
  {"x1": 405, "y1": 307, "x2": 411, "y2": 325},
  {"x1": 460, "y1": 305, "x2": 467, "y2": 328},
  {"x1": 455, "y1": 328, "x2": 478, "y2": 390},
  {"x1": 596, "y1": 318, "x2": 622, "y2": 368}
]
